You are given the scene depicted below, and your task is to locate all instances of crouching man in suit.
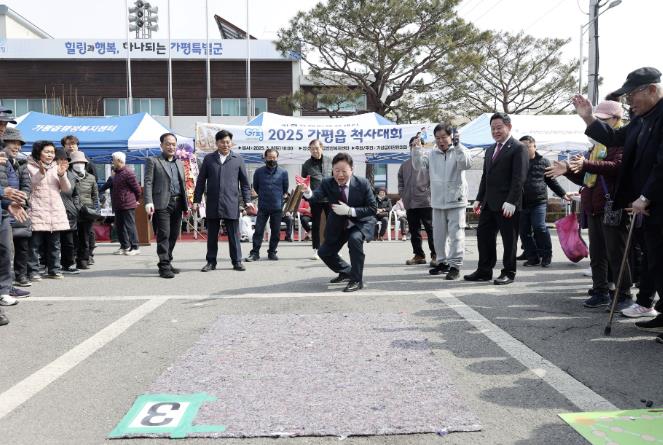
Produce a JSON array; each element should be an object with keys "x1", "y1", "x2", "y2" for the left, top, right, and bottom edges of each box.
[{"x1": 302, "y1": 152, "x2": 377, "y2": 292}]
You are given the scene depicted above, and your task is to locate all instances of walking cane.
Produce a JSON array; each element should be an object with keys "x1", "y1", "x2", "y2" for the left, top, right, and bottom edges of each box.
[{"x1": 604, "y1": 212, "x2": 637, "y2": 336}]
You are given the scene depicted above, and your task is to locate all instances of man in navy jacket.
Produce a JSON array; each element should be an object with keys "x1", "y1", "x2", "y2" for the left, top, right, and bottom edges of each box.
[
  {"x1": 193, "y1": 130, "x2": 253, "y2": 272},
  {"x1": 303, "y1": 152, "x2": 377, "y2": 292},
  {"x1": 245, "y1": 148, "x2": 289, "y2": 261}
]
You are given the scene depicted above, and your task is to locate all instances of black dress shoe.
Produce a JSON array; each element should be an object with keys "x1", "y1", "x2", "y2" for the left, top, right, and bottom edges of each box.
[
  {"x1": 343, "y1": 281, "x2": 363, "y2": 292},
  {"x1": 516, "y1": 252, "x2": 527, "y2": 261},
  {"x1": 494, "y1": 274, "x2": 514, "y2": 285},
  {"x1": 233, "y1": 262, "x2": 246, "y2": 271},
  {"x1": 200, "y1": 263, "x2": 216, "y2": 272},
  {"x1": 159, "y1": 269, "x2": 175, "y2": 279},
  {"x1": 170, "y1": 266, "x2": 180, "y2": 274},
  {"x1": 329, "y1": 273, "x2": 351, "y2": 283},
  {"x1": 463, "y1": 270, "x2": 492, "y2": 282},
  {"x1": 445, "y1": 267, "x2": 460, "y2": 280},
  {"x1": 245, "y1": 254, "x2": 260, "y2": 262},
  {"x1": 268, "y1": 253, "x2": 279, "y2": 261}
]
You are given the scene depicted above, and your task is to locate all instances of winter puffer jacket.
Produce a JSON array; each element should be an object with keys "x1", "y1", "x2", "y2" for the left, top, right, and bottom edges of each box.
[
  {"x1": 110, "y1": 166, "x2": 141, "y2": 211},
  {"x1": 522, "y1": 153, "x2": 567, "y2": 208},
  {"x1": 26, "y1": 156, "x2": 71, "y2": 232},
  {"x1": 71, "y1": 170, "x2": 99, "y2": 209},
  {"x1": 61, "y1": 170, "x2": 81, "y2": 230},
  {"x1": 564, "y1": 146, "x2": 623, "y2": 216}
]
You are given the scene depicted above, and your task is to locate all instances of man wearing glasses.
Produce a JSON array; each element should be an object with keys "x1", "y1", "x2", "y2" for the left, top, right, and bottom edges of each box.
[{"x1": 572, "y1": 67, "x2": 663, "y2": 342}]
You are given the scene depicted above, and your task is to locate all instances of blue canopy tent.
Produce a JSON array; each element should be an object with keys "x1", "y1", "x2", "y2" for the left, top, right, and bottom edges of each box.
[{"x1": 14, "y1": 112, "x2": 173, "y2": 163}]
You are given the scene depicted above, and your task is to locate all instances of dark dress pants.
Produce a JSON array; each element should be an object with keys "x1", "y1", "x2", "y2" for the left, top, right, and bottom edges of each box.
[
  {"x1": 519, "y1": 203, "x2": 553, "y2": 261},
  {"x1": 299, "y1": 215, "x2": 312, "y2": 233},
  {"x1": 586, "y1": 214, "x2": 631, "y2": 295},
  {"x1": 115, "y1": 209, "x2": 139, "y2": 251},
  {"x1": 12, "y1": 235, "x2": 30, "y2": 280},
  {"x1": 477, "y1": 207, "x2": 519, "y2": 278},
  {"x1": 0, "y1": 218, "x2": 12, "y2": 295},
  {"x1": 644, "y1": 222, "x2": 663, "y2": 312},
  {"x1": 60, "y1": 230, "x2": 76, "y2": 268},
  {"x1": 633, "y1": 226, "x2": 656, "y2": 307},
  {"x1": 406, "y1": 207, "x2": 435, "y2": 257},
  {"x1": 318, "y1": 226, "x2": 365, "y2": 283},
  {"x1": 29, "y1": 231, "x2": 62, "y2": 275},
  {"x1": 251, "y1": 209, "x2": 282, "y2": 256},
  {"x1": 283, "y1": 214, "x2": 294, "y2": 240},
  {"x1": 152, "y1": 197, "x2": 183, "y2": 269},
  {"x1": 75, "y1": 220, "x2": 92, "y2": 262},
  {"x1": 206, "y1": 217, "x2": 242, "y2": 266},
  {"x1": 88, "y1": 223, "x2": 96, "y2": 259}
]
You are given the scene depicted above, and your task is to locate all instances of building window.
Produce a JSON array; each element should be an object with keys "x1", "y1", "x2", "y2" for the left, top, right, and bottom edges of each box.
[
  {"x1": 103, "y1": 98, "x2": 166, "y2": 116},
  {"x1": 0, "y1": 98, "x2": 61, "y2": 116},
  {"x1": 373, "y1": 164, "x2": 387, "y2": 190},
  {"x1": 316, "y1": 94, "x2": 367, "y2": 113},
  {"x1": 211, "y1": 98, "x2": 268, "y2": 116}
]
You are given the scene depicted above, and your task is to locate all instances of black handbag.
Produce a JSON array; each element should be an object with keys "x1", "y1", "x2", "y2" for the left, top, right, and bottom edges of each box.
[
  {"x1": 78, "y1": 205, "x2": 100, "y2": 222},
  {"x1": 11, "y1": 217, "x2": 32, "y2": 238},
  {"x1": 599, "y1": 177, "x2": 622, "y2": 227}
]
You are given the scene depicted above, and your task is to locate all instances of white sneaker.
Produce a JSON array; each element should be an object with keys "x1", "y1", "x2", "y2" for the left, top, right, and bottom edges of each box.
[
  {"x1": 125, "y1": 249, "x2": 140, "y2": 256},
  {"x1": 114, "y1": 248, "x2": 126, "y2": 255},
  {"x1": 621, "y1": 303, "x2": 659, "y2": 318},
  {"x1": 608, "y1": 282, "x2": 616, "y2": 291},
  {"x1": 582, "y1": 268, "x2": 592, "y2": 277},
  {"x1": 310, "y1": 250, "x2": 320, "y2": 260},
  {"x1": 0, "y1": 295, "x2": 18, "y2": 306}
]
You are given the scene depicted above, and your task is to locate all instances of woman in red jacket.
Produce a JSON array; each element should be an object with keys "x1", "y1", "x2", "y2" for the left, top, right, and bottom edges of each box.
[{"x1": 546, "y1": 100, "x2": 632, "y2": 311}]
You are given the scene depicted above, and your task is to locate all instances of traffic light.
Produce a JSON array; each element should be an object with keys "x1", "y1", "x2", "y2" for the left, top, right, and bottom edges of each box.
[{"x1": 128, "y1": 0, "x2": 159, "y2": 38}]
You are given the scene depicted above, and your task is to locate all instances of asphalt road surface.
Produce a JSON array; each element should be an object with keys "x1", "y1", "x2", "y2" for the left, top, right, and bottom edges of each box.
[{"x1": 0, "y1": 233, "x2": 660, "y2": 444}]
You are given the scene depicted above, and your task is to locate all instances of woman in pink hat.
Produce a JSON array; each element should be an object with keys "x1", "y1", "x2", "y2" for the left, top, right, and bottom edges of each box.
[{"x1": 546, "y1": 100, "x2": 635, "y2": 312}]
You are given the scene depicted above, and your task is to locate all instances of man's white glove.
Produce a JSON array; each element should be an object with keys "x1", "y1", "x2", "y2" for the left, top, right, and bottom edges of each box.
[
  {"x1": 502, "y1": 202, "x2": 516, "y2": 218},
  {"x1": 145, "y1": 203, "x2": 155, "y2": 216},
  {"x1": 331, "y1": 202, "x2": 352, "y2": 216}
]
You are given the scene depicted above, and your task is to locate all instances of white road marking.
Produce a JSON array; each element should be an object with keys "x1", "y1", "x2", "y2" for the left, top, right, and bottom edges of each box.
[
  {"x1": 494, "y1": 316, "x2": 592, "y2": 321},
  {"x1": 22, "y1": 287, "x2": 501, "y2": 301},
  {"x1": 0, "y1": 298, "x2": 166, "y2": 420},
  {"x1": 435, "y1": 291, "x2": 617, "y2": 412}
]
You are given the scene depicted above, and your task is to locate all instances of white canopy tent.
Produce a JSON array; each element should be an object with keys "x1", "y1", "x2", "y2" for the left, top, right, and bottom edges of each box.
[{"x1": 459, "y1": 113, "x2": 591, "y2": 155}]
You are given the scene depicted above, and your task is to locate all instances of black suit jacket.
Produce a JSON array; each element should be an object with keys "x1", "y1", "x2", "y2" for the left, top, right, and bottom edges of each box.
[
  {"x1": 193, "y1": 150, "x2": 251, "y2": 220},
  {"x1": 308, "y1": 176, "x2": 377, "y2": 243},
  {"x1": 476, "y1": 136, "x2": 529, "y2": 211},
  {"x1": 586, "y1": 99, "x2": 663, "y2": 223},
  {"x1": 144, "y1": 155, "x2": 187, "y2": 211}
]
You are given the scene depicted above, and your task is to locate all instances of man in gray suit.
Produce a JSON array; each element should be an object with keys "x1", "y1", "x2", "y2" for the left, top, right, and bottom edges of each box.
[
  {"x1": 193, "y1": 130, "x2": 253, "y2": 272},
  {"x1": 144, "y1": 133, "x2": 187, "y2": 279}
]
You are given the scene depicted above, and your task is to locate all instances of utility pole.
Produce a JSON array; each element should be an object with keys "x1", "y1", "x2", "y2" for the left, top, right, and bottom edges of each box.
[
  {"x1": 587, "y1": 0, "x2": 599, "y2": 105},
  {"x1": 586, "y1": 0, "x2": 622, "y2": 105}
]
